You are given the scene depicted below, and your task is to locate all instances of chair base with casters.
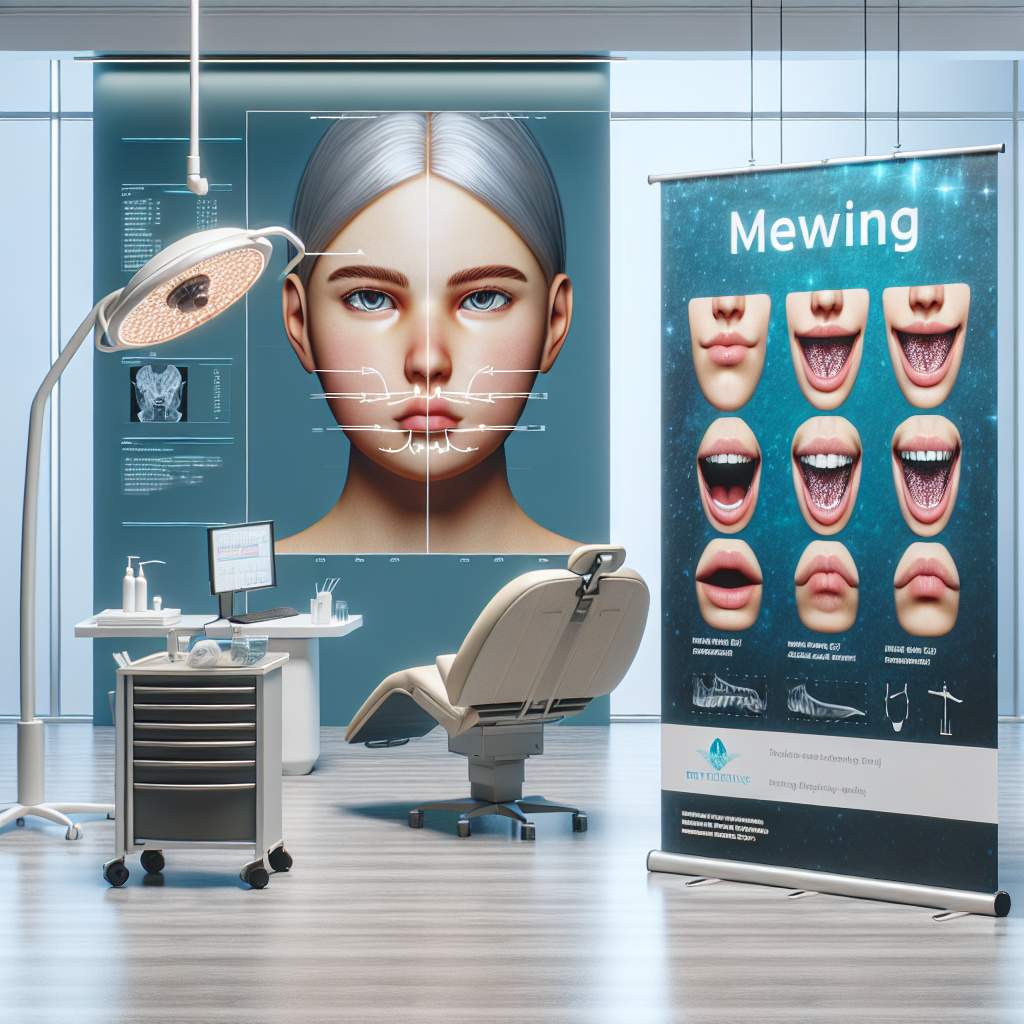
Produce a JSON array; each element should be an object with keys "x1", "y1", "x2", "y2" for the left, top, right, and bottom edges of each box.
[{"x1": 406, "y1": 724, "x2": 588, "y2": 840}]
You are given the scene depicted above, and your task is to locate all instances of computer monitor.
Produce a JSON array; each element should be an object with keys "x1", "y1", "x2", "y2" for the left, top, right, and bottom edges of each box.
[{"x1": 208, "y1": 521, "x2": 276, "y2": 617}]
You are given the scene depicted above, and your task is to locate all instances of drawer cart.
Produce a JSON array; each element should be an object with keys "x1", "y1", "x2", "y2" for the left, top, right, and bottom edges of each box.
[{"x1": 104, "y1": 652, "x2": 289, "y2": 889}]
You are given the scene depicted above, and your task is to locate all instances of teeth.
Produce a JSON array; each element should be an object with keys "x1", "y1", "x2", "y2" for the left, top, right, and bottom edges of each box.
[
  {"x1": 799, "y1": 453, "x2": 853, "y2": 470},
  {"x1": 705, "y1": 453, "x2": 753, "y2": 465},
  {"x1": 712, "y1": 497, "x2": 744, "y2": 511},
  {"x1": 900, "y1": 449, "x2": 953, "y2": 462}
]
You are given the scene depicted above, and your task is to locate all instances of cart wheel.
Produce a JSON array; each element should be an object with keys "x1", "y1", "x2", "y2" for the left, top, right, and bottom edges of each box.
[
  {"x1": 520, "y1": 822, "x2": 536, "y2": 842},
  {"x1": 103, "y1": 859, "x2": 129, "y2": 887},
  {"x1": 65, "y1": 824, "x2": 83, "y2": 841},
  {"x1": 408, "y1": 810, "x2": 424, "y2": 829},
  {"x1": 15, "y1": 817, "x2": 25, "y2": 827},
  {"x1": 572, "y1": 812, "x2": 588, "y2": 833},
  {"x1": 140, "y1": 850, "x2": 165, "y2": 875},
  {"x1": 242, "y1": 864, "x2": 270, "y2": 889},
  {"x1": 456, "y1": 818, "x2": 471, "y2": 839},
  {"x1": 268, "y1": 847, "x2": 292, "y2": 873}
]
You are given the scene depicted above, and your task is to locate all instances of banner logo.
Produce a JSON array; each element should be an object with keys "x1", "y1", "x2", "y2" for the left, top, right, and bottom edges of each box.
[
  {"x1": 687, "y1": 737, "x2": 752, "y2": 786},
  {"x1": 701, "y1": 737, "x2": 737, "y2": 771}
]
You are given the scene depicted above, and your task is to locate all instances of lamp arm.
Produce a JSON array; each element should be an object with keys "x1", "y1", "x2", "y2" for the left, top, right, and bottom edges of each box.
[
  {"x1": 186, "y1": 0, "x2": 208, "y2": 197},
  {"x1": 20, "y1": 292, "x2": 120, "y2": 722}
]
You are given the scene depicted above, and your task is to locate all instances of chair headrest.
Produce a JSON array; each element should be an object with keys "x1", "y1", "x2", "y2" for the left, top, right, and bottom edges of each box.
[{"x1": 566, "y1": 545, "x2": 626, "y2": 579}]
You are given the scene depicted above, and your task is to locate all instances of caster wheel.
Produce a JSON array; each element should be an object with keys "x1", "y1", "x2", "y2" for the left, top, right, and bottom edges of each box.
[
  {"x1": 65, "y1": 824, "x2": 83, "y2": 841},
  {"x1": 140, "y1": 850, "x2": 165, "y2": 875},
  {"x1": 242, "y1": 864, "x2": 270, "y2": 890},
  {"x1": 103, "y1": 859, "x2": 129, "y2": 887},
  {"x1": 268, "y1": 847, "x2": 292, "y2": 873},
  {"x1": 408, "y1": 810, "x2": 424, "y2": 830},
  {"x1": 15, "y1": 817, "x2": 25, "y2": 827},
  {"x1": 572, "y1": 812, "x2": 588, "y2": 833},
  {"x1": 456, "y1": 819, "x2": 471, "y2": 839},
  {"x1": 520, "y1": 822, "x2": 536, "y2": 841}
]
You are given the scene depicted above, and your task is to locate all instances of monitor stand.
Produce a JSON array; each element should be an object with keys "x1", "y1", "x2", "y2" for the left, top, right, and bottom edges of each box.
[{"x1": 218, "y1": 591, "x2": 236, "y2": 620}]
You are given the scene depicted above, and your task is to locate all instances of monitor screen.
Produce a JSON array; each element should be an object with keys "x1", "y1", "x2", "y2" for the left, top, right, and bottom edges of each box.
[{"x1": 208, "y1": 521, "x2": 276, "y2": 596}]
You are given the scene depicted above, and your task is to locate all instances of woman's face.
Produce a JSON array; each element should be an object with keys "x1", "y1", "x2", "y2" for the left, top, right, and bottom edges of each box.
[
  {"x1": 696, "y1": 417, "x2": 761, "y2": 533},
  {"x1": 283, "y1": 174, "x2": 572, "y2": 482},
  {"x1": 794, "y1": 540, "x2": 859, "y2": 634},
  {"x1": 786, "y1": 289, "x2": 868, "y2": 409},
  {"x1": 883, "y1": 284, "x2": 970, "y2": 408},
  {"x1": 688, "y1": 295, "x2": 770, "y2": 411},
  {"x1": 894, "y1": 542, "x2": 960, "y2": 637},
  {"x1": 790, "y1": 416, "x2": 862, "y2": 535},
  {"x1": 890, "y1": 415, "x2": 962, "y2": 536}
]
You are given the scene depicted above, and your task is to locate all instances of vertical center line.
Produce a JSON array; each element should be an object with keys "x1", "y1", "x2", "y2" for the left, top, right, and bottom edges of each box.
[{"x1": 424, "y1": 113, "x2": 431, "y2": 553}]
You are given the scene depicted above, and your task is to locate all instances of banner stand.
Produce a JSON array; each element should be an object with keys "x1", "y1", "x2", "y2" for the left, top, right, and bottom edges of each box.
[{"x1": 647, "y1": 851, "x2": 1011, "y2": 918}]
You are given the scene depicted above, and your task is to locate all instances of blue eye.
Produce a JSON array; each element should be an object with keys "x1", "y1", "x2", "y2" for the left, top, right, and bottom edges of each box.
[
  {"x1": 460, "y1": 290, "x2": 510, "y2": 313},
  {"x1": 345, "y1": 289, "x2": 395, "y2": 313}
]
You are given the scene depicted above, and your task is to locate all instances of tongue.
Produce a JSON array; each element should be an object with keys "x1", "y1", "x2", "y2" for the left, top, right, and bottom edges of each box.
[
  {"x1": 902, "y1": 460, "x2": 952, "y2": 509},
  {"x1": 801, "y1": 340, "x2": 851, "y2": 380},
  {"x1": 898, "y1": 330, "x2": 955, "y2": 374},
  {"x1": 802, "y1": 465, "x2": 851, "y2": 511},
  {"x1": 711, "y1": 484, "x2": 746, "y2": 507}
]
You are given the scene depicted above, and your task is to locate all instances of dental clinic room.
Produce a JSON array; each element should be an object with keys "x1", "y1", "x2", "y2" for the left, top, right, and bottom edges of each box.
[{"x1": 2, "y1": 1, "x2": 1024, "y2": 1021}]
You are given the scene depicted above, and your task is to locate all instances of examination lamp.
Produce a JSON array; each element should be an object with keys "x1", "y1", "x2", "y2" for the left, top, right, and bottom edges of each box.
[{"x1": 0, "y1": 224, "x2": 305, "y2": 840}]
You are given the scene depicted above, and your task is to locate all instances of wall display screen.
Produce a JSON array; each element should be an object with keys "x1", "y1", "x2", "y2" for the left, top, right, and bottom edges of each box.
[
  {"x1": 658, "y1": 150, "x2": 1000, "y2": 894},
  {"x1": 93, "y1": 65, "x2": 610, "y2": 724}
]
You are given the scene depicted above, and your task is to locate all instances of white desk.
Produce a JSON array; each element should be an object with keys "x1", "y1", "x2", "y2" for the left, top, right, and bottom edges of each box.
[{"x1": 75, "y1": 612, "x2": 363, "y2": 775}]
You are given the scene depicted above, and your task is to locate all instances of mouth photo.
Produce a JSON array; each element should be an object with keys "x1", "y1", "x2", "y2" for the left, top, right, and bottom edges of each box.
[
  {"x1": 699, "y1": 329, "x2": 759, "y2": 368},
  {"x1": 392, "y1": 394, "x2": 463, "y2": 435},
  {"x1": 695, "y1": 539, "x2": 763, "y2": 631},
  {"x1": 793, "y1": 540, "x2": 859, "y2": 633},
  {"x1": 890, "y1": 415, "x2": 962, "y2": 536},
  {"x1": 883, "y1": 284, "x2": 970, "y2": 408},
  {"x1": 893, "y1": 542, "x2": 961, "y2": 637},
  {"x1": 791, "y1": 416, "x2": 862, "y2": 534},
  {"x1": 786, "y1": 289, "x2": 868, "y2": 409},
  {"x1": 696, "y1": 417, "x2": 762, "y2": 532}
]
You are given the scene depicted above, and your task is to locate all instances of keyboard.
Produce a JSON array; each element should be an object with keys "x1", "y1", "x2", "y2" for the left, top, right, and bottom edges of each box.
[{"x1": 228, "y1": 606, "x2": 299, "y2": 625}]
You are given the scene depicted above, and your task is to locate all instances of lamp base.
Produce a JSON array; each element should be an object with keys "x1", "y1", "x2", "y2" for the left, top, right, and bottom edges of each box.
[{"x1": 0, "y1": 801, "x2": 113, "y2": 840}]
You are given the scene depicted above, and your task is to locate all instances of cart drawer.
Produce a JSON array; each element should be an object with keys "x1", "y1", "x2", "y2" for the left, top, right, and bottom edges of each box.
[
  {"x1": 133, "y1": 760, "x2": 256, "y2": 786},
  {"x1": 132, "y1": 704, "x2": 255, "y2": 725},
  {"x1": 132, "y1": 722, "x2": 256, "y2": 743},
  {"x1": 133, "y1": 784, "x2": 256, "y2": 843},
  {"x1": 133, "y1": 739, "x2": 256, "y2": 760},
  {"x1": 133, "y1": 686, "x2": 256, "y2": 707}
]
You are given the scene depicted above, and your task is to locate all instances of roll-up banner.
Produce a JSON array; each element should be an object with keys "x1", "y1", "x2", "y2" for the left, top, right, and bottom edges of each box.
[{"x1": 650, "y1": 146, "x2": 1011, "y2": 916}]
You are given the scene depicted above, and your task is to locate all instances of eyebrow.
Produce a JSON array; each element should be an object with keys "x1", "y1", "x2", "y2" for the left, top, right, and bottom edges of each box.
[
  {"x1": 446, "y1": 265, "x2": 529, "y2": 289},
  {"x1": 326, "y1": 265, "x2": 410, "y2": 288}
]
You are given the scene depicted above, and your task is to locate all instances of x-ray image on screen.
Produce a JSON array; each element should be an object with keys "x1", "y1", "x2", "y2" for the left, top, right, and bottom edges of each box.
[{"x1": 130, "y1": 363, "x2": 188, "y2": 423}]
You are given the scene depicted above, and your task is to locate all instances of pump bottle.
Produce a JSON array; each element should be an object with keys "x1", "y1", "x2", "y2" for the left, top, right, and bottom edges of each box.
[
  {"x1": 135, "y1": 560, "x2": 166, "y2": 613},
  {"x1": 122, "y1": 557, "x2": 138, "y2": 613}
]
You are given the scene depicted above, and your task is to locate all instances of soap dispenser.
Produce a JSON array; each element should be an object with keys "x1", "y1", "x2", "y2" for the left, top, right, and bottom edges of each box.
[
  {"x1": 135, "y1": 560, "x2": 166, "y2": 613},
  {"x1": 122, "y1": 557, "x2": 139, "y2": 613}
]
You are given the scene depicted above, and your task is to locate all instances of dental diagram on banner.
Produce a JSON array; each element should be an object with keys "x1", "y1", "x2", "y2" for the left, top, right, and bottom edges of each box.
[{"x1": 648, "y1": 147, "x2": 1011, "y2": 917}]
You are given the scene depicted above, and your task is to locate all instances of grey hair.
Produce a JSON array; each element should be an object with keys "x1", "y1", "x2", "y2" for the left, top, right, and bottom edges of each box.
[{"x1": 290, "y1": 112, "x2": 566, "y2": 283}]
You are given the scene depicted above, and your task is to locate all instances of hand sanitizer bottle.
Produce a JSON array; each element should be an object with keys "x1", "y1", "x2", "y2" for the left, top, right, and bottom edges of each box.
[
  {"x1": 122, "y1": 557, "x2": 137, "y2": 613},
  {"x1": 134, "y1": 559, "x2": 166, "y2": 614}
]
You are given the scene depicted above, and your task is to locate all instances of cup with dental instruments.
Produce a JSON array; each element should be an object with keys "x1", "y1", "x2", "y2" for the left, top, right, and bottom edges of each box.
[{"x1": 311, "y1": 577, "x2": 343, "y2": 624}]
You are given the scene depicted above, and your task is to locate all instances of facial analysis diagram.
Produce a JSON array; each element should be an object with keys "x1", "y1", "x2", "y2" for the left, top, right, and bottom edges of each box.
[
  {"x1": 696, "y1": 417, "x2": 762, "y2": 533},
  {"x1": 790, "y1": 416, "x2": 862, "y2": 535},
  {"x1": 688, "y1": 294, "x2": 770, "y2": 411},
  {"x1": 893, "y1": 542, "x2": 960, "y2": 637},
  {"x1": 883, "y1": 284, "x2": 970, "y2": 408},
  {"x1": 283, "y1": 173, "x2": 568, "y2": 486},
  {"x1": 695, "y1": 538, "x2": 763, "y2": 632},
  {"x1": 890, "y1": 415, "x2": 962, "y2": 536},
  {"x1": 134, "y1": 363, "x2": 186, "y2": 423},
  {"x1": 786, "y1": 289, "x2": 868, "y2": 409},
  {"x1": 793, "y1": 540, "x2": 859, "y2": 634}
]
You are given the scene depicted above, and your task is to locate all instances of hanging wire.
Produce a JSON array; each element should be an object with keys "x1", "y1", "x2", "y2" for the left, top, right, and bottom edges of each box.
[
  {"x1": 749, "y1": 0, "x2": 755, "y2": 164},
  {"x1": 774, "y1": 0, "x2": 782, "y2": 161},
  {"x1": 895, "y1": 0, "x2": 902, "y2": 150},
  {"x1": 863, "y1": 0, "x2": 868, "y2": 155}
]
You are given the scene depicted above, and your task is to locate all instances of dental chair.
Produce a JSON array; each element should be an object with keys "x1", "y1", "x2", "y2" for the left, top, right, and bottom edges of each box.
[{"x1": 345, "y1": 545, "x2": 649, "y2": 840}]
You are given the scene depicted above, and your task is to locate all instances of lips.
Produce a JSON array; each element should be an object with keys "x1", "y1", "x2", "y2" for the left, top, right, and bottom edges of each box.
[
  {"x1": 793, "y1": 434, "x2": 861, "y2": 528},
  {"x1": 893, "y1": 320, "x2": 961, "y2": 388},
  {"x1": 695, "y1": 547, "x2": 763, "y2": 611},
  {"x1": 795, "y1": 554, "x2": 858, "y2": 610},
  {"x1": 894, "y1": 556, "x2": 960, "y2": 600},
  {"x1": 394, "y1": 398, "x2": 461, "y2": 433},
  {"x1": 892, "y1": 435, "x2": 960, "y2": 526},
  {"x1": 697, "y1": 439, "x2": 760, "y2": 527},
  {"x1": 701, "y1": 331, "x2": 757, "y2": 368},
  {"x1": 796, "y1": 324, "x2": 860, "y2": 392}
]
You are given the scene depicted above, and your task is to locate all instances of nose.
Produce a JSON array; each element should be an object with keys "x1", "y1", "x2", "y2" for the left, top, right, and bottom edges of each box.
[
  {"x1": 403, "y1": 315, "x2": 452, "y2": 392},
  {"x1": 711, "y1": 295, "x2": 746, "y2": 325},
  {"x1": 908, "y1": 285, "x2": 945, "y2": 317},
  {"x1": 810, "y1": 290, "x2": 844, "y2": 318}
]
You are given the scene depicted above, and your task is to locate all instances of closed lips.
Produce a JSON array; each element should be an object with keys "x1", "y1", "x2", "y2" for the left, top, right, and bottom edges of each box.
[
  {"x1": 701, "y1": 331, "x2": 758, "y2": 368},
  {"x1": 894, "y1": 556, "x2": 960, "y2": 600}
]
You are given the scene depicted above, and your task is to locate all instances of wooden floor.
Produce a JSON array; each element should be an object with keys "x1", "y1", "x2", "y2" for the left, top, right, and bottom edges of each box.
[{"x1": 0, "y1": 722, "x2": 1021, "y2": 1023}]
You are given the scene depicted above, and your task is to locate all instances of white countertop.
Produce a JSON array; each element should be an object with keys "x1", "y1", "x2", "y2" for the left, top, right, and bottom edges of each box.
[
  {"x1": 75, "y1": 614, "x2": 217, "y2": 639},
  {"x1": 204, "y1": 613, "x2": 363, "y2": 640}
]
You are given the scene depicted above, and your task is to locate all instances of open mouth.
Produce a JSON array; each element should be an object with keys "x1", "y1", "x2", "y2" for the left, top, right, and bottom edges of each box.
[
  {"x1": 793, "y1": 437, "x2": 860, "y2": 529},
  {"x1": 698, "y1": 449, "x2": 760, "y2": 526},
  {"x1": 796, "y1": 327, "x2": 860, "y2": 392},
  {"x1": 695, "y1": 549, "x2": 763, "y2": 611},
  {"x1": 893, "y1": 322, "x2": 961, "y2": 388},
  {"x1": 892, "y1": 437, "x2": 961, "y2": 526}
]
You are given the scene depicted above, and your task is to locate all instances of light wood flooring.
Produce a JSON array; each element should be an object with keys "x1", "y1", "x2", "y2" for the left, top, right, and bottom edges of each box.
[{"x1": 0, "y1": 722, "x2": 1021, "y2": 1023}]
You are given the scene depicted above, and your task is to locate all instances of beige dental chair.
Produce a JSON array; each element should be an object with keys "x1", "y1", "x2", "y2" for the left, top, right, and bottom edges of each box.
[{"x1": 345, "y1": 545, "x2": 650, "y2": 839}]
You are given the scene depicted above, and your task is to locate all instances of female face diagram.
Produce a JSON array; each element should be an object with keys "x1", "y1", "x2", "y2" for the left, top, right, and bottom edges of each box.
[{"x1": 283, "y1": 174, "x2": 571, "y2": 485}]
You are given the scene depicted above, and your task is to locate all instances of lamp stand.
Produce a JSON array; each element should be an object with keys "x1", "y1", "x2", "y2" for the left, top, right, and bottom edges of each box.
[{"x1": 1, "y1": 295, "x2": 119, "y2": 839}]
